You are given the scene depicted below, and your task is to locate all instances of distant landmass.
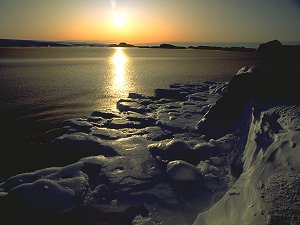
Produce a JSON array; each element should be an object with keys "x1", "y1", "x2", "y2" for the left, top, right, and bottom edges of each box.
[
  {"x1": 107, "y1": 42, "x2": 135, "y2": 47},
  {"x1": 188, "y1": 45, "x2": 256, "y2": 52},
  {"x1": 138, "y1": 43, "x2": 186, "y2": 49},
  {"x1": 0, "y1": 39, "x2": 255, "y2": 51},
  {"x1": 0, "y1": 39, "x2": 106, "y2": 47},
  {"x1": 1, "y1": 39, "x2": 299, "y2": 54}
]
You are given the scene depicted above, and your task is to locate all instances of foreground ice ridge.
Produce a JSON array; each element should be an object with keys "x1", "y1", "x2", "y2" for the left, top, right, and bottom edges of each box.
[{"x1": 1, "y1": 66, "x2": 300, "y2": 225}]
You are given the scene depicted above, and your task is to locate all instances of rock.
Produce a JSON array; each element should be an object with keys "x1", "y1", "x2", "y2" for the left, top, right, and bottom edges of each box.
[
  {"x1": 196, "y1": 65, "x2": 300, "y2": 138},
  {"x1": 257, "y1": 39, "x2": 282, "y2": 54},
  {"x1": 257, "y1": 40, "x2": 300, "y2": 67}
]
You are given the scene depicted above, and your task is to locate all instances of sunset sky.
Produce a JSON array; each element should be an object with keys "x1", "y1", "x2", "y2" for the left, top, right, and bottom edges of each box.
[{"x1": 0, "y1": 0, "x2": 300, "y2": 45}]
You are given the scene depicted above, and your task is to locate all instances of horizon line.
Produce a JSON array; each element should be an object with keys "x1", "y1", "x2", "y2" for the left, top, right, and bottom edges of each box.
[{"x1": 1, "y1": 37, "x2": 300, "y2": 48}]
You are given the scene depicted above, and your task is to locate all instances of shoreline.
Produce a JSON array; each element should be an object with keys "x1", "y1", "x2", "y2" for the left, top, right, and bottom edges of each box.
[{"x1": 1, "y1": 63, "x2": 300, "y2": 224}]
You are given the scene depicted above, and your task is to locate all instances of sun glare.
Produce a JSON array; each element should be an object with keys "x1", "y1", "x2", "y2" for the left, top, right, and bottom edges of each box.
[
  {"x1": 113, "y1": 14, "x2": 125, "y2": 28},
  {"x1": 112, "y1": 48, "x2": 127, "y2": 93}
]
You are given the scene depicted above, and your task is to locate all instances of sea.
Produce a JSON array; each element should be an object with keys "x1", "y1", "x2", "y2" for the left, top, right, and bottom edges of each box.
[{"x1": 0, "y1": 47, "x2": 258, "y2": 178}]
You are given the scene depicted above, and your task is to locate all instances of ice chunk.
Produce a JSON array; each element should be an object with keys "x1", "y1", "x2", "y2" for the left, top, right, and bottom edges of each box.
[
  {"x1": 49, "y1": 133, "x2": 118, "y2": 164},
  {"x1": 148, "y1": 140, "x2": 195, "y2": 163},
  {"x1": 154, "y1": 88, "x2": 186, "y2": 100},
  {"x1": 166, "y1": 160, "x2": 202, "y2": 181},
  {"x1": 63, "y1": 118, "x2": 93, "y2": 133},
  {"x1": 91, "y1": 110, "x2": 120, "y2": 119},
  {"x1": 117, "y1": 99, "x2": 149, "y2": 114},
  {"x1": 90, "y1": 128, "x2": 127, "y2": 140},
  {"x1": 8, "y1": 176, "x2": 87, "y2": 213}
]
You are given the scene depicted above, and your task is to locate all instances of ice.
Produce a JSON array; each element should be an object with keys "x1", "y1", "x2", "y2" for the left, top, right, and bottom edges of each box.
[
  {"x1": 166, "y1": 160, "x2": 202, "y2": 181},
  {"x1": 90, "y1": 127, "x2": 127, "y2": 140},
  {"x1": 1, "y1": 64, "x2": 300, "y2": 225},
  {"x1": 148, "y1": 139, "x2": 195, "y2": 163},
  {"x1": 62, "y1": 118, "x2": 93, "y2": 133},
  {"x1": 132, "y1": 126, "x2": 172, "y2": 141},
  {"x1": 8, "y1": 179, "x2": 78, "y2": 213},
  {"x1": 193, "y1": 109, "x2": 300, "y2": 225},
  {"x1": 91, "y1": 110, "x2": 120, "y2": 119},
  {"x1": 117, "y1": 98, "x2": 150, "y2": 114},
  {"x1": 49, "y1": 132, "x2": 119, "y2": 164}
]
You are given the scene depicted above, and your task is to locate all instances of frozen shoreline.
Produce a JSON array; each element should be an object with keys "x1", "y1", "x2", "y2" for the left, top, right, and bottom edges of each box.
[{"x1": 1, "y1": 64, "x2": 300, "y2": 225}]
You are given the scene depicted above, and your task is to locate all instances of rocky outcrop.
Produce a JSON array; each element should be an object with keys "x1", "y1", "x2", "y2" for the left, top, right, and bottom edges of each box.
[
  {"x1": 257, "y1": 40, "x2": 300, "y2": 66},
  {"x1": 193, "y1": 62, "x2": 300, "y2": 224},
  {"x1": 196, "y1": 64, "x2": 300, "y2": 139}
]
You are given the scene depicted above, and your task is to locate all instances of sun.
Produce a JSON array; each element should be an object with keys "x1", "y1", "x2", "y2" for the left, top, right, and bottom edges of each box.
[{"x1": 113, "y1": 14, "x2": 125, "y2": 28}]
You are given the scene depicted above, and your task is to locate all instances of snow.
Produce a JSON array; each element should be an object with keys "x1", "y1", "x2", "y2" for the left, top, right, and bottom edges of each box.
[
  {"x1": 166, "y1": 160, "x2": 203, "y2": 181},
  {"x1": 1, "y1": 65, "x2": 300, "y2": 225},
  {"x1": 193, "y1": 108, "x2": 300, "y2": 225}
]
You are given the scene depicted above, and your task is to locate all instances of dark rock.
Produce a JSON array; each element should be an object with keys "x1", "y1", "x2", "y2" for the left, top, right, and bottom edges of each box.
[
  {"x1": 257, "y1": 40, "x2": 282, "y2": 53},
  {"x1": 257, "y1": 40, "x2": 300, "y2": 66},
  {"x1": 196, "y1": 65, "x2": 300, "y2": 138}
]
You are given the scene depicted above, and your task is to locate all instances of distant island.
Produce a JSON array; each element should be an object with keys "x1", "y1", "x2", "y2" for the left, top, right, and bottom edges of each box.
[
  {"x1": 188, "y1": 45, "x2": 256, "y2": 52},
  {"x1": 107, "y1": 42, "x2": 136, "y2": 47},
  {"x1": 0, "y1": 39, "x2": 106, "y2": 47},
  {"x1": 1, "y1": 39, "x2": 300, "y2": 54},
  {"x1": 0, "y1": 39, "x2": 256, "y2": 52},
  {"x1": 137, "y1": 43, "x2": 186, "y2": 49}
]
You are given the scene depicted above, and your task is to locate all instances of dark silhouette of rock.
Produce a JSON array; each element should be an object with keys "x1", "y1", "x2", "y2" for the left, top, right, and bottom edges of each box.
[
  {"x1": 196, "y1": 40, "x2": 300, "y2": 138},
  {"x1": 188, "y1": 45, "x2": 255, "y2": 52},
  {"x1": 159, "y1": 43, "x2": 186, "y2": 49},
  {"x1": 257, "y1": 39, "x2": 282, "y2": 53},
  {"x1": 138, "y1": 43, "x2": 186, "y2": 49},
  {"x1": 196, "y1": 64, "x2": 300, "y2": 138},
  {"x1": 257, "y1": 40, "x2": 300, "y2": 66},
  {"x1": 108, "y1": 42, "x2": 136, "y2": 47}
]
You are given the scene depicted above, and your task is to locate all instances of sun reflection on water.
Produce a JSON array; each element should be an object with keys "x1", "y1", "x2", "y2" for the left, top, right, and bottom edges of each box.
[{"x1": 111, "y1": 48, "x2": 128, "y2": 95}]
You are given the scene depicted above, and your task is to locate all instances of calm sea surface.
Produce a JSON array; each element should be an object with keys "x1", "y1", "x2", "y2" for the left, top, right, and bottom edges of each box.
[{"x1": 0, "y1": 47, "x2": 258, "y2": 139}]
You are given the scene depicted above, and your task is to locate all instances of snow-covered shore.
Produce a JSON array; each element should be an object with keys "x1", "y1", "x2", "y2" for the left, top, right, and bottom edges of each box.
[{"x1": 0, "y1": 63, "x2": 299, "y2": 225}]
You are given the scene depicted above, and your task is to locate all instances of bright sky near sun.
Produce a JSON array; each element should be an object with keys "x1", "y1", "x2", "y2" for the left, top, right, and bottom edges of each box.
[{"x1": 0, "y1": 0, "x2": 299, "y2": 45}]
